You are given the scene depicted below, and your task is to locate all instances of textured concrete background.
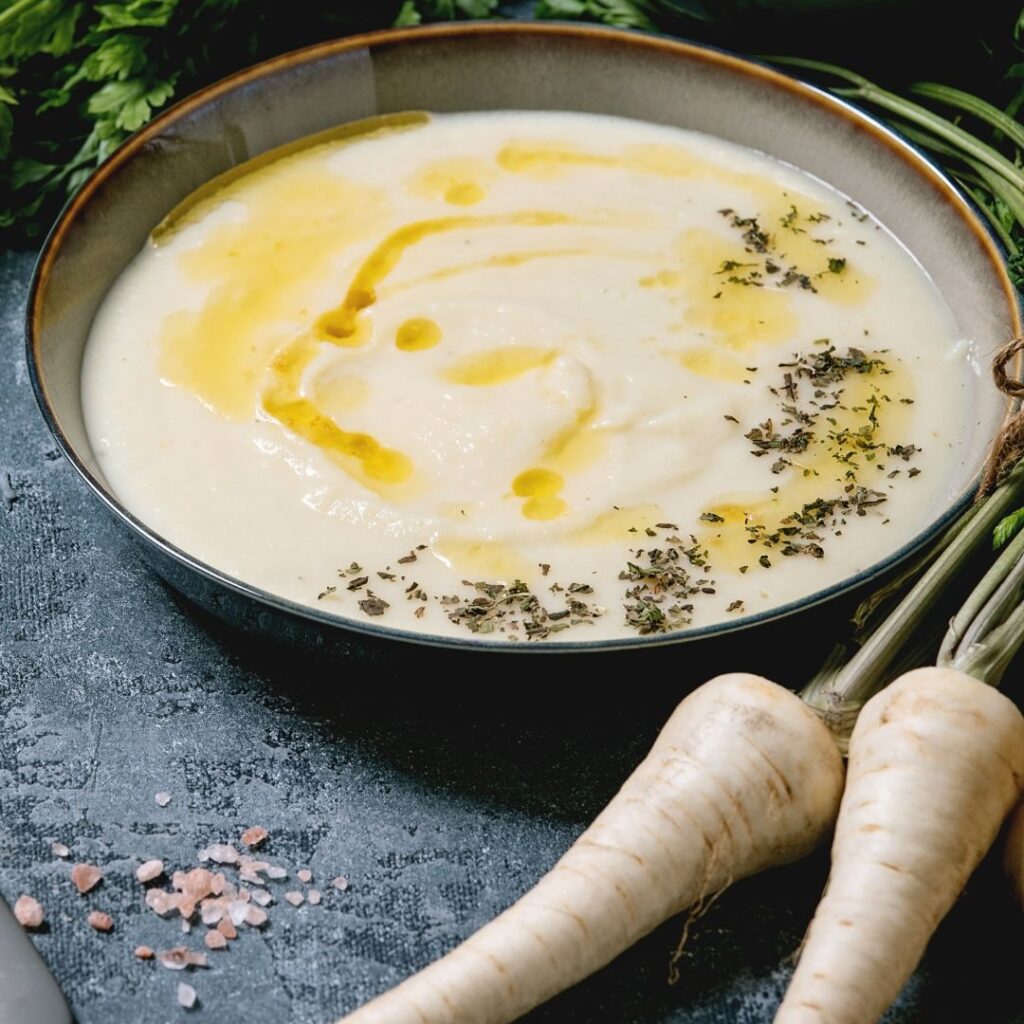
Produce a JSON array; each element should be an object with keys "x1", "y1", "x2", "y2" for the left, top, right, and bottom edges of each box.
[{"x1": 2, "y1": 246, "x2": 1023, "y2": 1023}]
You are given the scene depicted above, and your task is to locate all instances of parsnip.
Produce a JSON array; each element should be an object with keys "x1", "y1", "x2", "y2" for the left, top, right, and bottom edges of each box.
[
  {"x1": 776, "y1": 667, "x2": 1024, "y2": 1024},
  {"x1": 338, "y1": 673, "x2": 844, "y2": 1024}
]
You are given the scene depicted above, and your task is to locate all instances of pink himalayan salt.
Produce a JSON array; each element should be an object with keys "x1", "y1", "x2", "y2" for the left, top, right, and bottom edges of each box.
[
  {"x1": 87, "y1": 911, "x2": 114, "y2": 932},
  {"x1": 244, "y1": 905, "x2": 267, "y2": 927},
  {"x1": 13, "y1": 895, "x2": 43, "y2": 928},
  {"x1": 240, "y1": 826, "x2": 268, "y2": 848},
  {"x1": 136, "y1": 859, "x2": 164, "y2": 883},
  {"x1": 71, "y1": 863, "x2": 102, "y2": 894}
]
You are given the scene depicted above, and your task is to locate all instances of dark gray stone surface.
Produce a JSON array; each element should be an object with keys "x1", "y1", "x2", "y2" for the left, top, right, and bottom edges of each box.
[{"x1": 2, "y1": 245, "x2": 1022, "y2": 1024}]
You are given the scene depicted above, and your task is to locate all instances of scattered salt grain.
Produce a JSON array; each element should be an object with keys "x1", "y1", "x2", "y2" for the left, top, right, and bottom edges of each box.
[
  {"x1": 240, "y1": 826, "x2": 268, "y2": 848},
  {"x1": 155, "y1": 792, "x2": 171, "y2": 807},
  {"x1": 13, "y1": 895, "x2": 43, "y2": 928},
  {"x1": 87, "y1": 911, "x2": 114, "y2": 933},
  {"x1": 244, "y1": 905, "x2": 267, "y2": 927},
  {"x1": 297, "y1": 868, "x2": 312, "y2": 884},
  {"x1": 204, "y1": 929, "x2": 227, "y2": 950},
  {"x1": 210, "y1": 873, "x2": 225, "y2": 896},
  {"x1": 51, "y1": 842, "x2": 70, "y2": 859},
  {"x1": 146, "y1": 889, "x2": 181, "y2": 916},
  {"x1": 284, "y1": 891, "x2": 304, "y2": 907},
  {"x1": 251, "y1": 889, "x2": 273, "y2": 907},
  {"x1": 186, "y1": 951, "x2": 208, "y2": 968},
  {"x1": 331, "y1": 876, "x2": 349, "y2": 892},
  {"x1": 177, "y1": 982, "x2": 197, "y2": 1009},
  {"x1": 264, "y1": 865, "x2": 287, "y2": 880},
  {"x1": 307, "y1": 889, "x2": 321, "y2": 906},
  {"x1": 181, "y1": 919, "x2": 191, "y2": 934},
  {"x1": 204, "y1": 844, "x2": 239, "y2": 866},
  {"x1": 227, "y1": 900, "x2": 249, "y2": 927},
  {"x1": 135, "y1": 946, "x2": 154, "y2": 960},
  {"x1": 216, "y1": 918, "x2": 237, "y2": 940},
  {"x1": 136, "y1": 859, "x2": 164, "y2": 883},
  {"x1": 157, "y1": 947, "x2": 191, "y2": 971},
  {"x1": 71, "y1": 863, "x2": 103, "y2": 894},
  {"x1": 200, "y1": 902, "x2": 223, "y2": 926}
]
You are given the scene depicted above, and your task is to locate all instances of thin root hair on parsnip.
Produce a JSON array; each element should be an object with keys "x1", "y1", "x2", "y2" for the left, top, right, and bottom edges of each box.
[
  {"x1": 338, "y1": 673, "x2": 844, "y2": 1024},
  {"x1": 775, "y1": 667, "x2": 1024, "y2": 1024}
]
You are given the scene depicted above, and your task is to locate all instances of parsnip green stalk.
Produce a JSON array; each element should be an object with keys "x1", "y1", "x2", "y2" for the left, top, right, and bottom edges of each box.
[{"x1": 337, "y1": 674, "x2": 844, "y2": 1024}]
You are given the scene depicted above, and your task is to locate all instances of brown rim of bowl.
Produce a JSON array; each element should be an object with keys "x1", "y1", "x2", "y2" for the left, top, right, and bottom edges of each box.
[{"x1": 26, "y1": 21, "x2": 1024, "y2": 654}]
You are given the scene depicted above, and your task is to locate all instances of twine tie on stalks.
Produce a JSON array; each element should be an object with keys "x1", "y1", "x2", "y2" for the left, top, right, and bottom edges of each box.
[{"x1": 978, "y1": 335, "x2": 1024, "y2": 497}]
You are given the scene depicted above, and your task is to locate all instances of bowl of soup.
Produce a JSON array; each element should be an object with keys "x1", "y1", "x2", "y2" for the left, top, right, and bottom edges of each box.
[{"x1": 28, "y1": 23, "x2": 1021, "y2": 654}]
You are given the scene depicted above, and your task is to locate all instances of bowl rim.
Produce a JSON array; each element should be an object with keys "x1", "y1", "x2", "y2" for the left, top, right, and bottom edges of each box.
[{"x1": 26, "y1": 20, "x2": 1024, "y2": 654}]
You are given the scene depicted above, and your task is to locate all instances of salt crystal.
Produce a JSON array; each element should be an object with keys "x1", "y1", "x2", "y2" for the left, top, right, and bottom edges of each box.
[
  {"x1": 244, "y1": 905, "x2": 267, "y2": 927},
  {"x1": 204, "y1": 929, "x2": 227, "y2": 950},
  {"x1": 307, "y1": 889, "x2": 322, "y2": 906},
  {"x1": 251, "y1": 889, "x2": 272, "y2": 907},
  {"x1": 284, "y1": 891, "x2": 304, "y2": 907},
  {"x1": 155, "y1": 792, "x2": 171, "y2": 807},
  {"x1": 186, "y1": 951, "x2": 208, "y2": 968},
  {"x1": 13, "y1": 895, "x2": 43, "y2": 928},
  {"x1": 135, "y1": 945, "x2": 154, "y2": 960},
  {"x1": 216, "y1": 918, "x2": 237, "y2": 940},
  {"x1": 240, "y1": 826, "x2": 268, "y2": 848},
  {"x1": 157, "y1": 947, "x2": 191, "y2": 970},
  {"x1": 236, "y1": 888, "x2": 251, "y2": 903},
  {"x1": 136, "y1": 859, "x2": 164, "y2": 884},
  {"x1": 205, "y1": 844, "x2": 239, "y2": 865},
  {"x1": 181, "y1": 919, "x2": 191, "y2": 934},
  {"x1": 200, "y1": 902, "x2": 224, "y2": 926},
  {"x1": 177, "y1": 899, "x2": 196, "y2": 921},
  {"x1": 331, "y1": 876, "x2": 349, "y2": 892},
  {"x1": 210, "y1": 874, "x2": 225, "y2": 896},
  {"x1": 297, "y1": 869, "x2": 312, "y2": 884},
  {"x1": 87, "y1": 910, "x2": 113, "y2": 932},
  {"x1": 176, "y1": 982, "x2": 197, "y2": 1009},
  {"x1": 264, "y1": 865, "x2": 287, "y2": 880},
  {"x1": 51, "y1": 842, "x2": 70, "y2": 859},
  {"x1": 146, "y1": 889, "x2": 180, "y2": 916},
  {"x1": 227, "y1": 900, "x2": 248, "y2": 926},
  {"x1": 71, "y1": 863, "x2": 102, "y2": 894},
  {"x1": 177, "y1": 868, "x2": 214, "y2": 902},
  {"x1": 239, "y1": 869, "x2": 262, "y2": 884}
]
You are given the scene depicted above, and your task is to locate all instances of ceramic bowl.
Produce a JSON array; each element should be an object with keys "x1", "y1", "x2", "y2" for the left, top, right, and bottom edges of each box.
[{"x1": 27, "y1": 23, "x2": 1021, "y2": 657}]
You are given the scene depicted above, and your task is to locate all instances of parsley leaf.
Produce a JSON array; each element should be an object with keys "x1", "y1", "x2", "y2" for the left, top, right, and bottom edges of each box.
[{"x1": 994, "y1": 507, "x2": 1024, "y2": 550}]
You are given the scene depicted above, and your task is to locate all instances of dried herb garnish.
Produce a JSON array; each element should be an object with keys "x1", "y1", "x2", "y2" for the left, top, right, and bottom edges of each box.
[
  {"x1": 444, "y1": 579, "x2": 603, "y2": 639},
  {"x1": 358, "y1": 593, "x2": 389, "y2": 617},
  {"x1": 619, "y1": 539, "x2": 713, "y2": 635}
]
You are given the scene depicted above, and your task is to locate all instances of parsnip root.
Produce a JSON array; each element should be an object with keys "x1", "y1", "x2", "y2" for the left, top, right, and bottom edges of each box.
[
  {"x1": 776, "y1": 667, "x2": 1024, "y2": 1024},
  {"x1": 339, "y1": 673, "x2": 844, "y2": 1024}
]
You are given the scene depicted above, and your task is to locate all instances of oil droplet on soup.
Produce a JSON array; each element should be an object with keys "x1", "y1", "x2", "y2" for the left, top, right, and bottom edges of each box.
[{"x1": 396, "y1": 318, "x2": 442, "y2": 351}]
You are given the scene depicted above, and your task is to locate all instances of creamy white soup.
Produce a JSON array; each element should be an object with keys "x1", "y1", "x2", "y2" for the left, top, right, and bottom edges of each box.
[{"x1": 82, "y1": 110, "x2": 974, "y2": 642}]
